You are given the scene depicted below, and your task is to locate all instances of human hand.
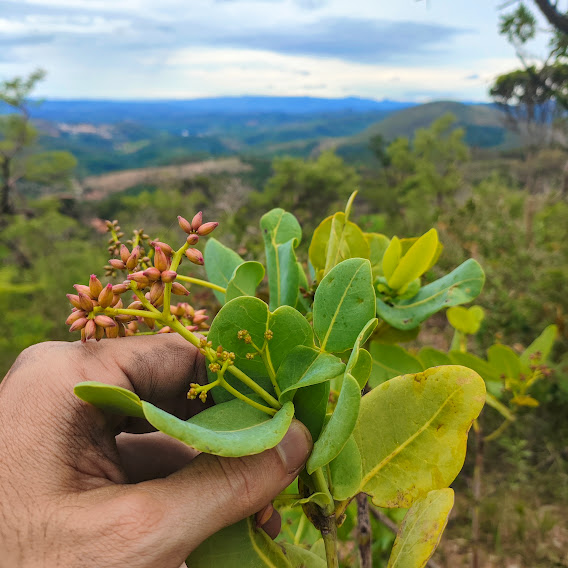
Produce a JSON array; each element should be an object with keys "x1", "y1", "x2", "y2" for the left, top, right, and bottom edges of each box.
[{"x1": 0, "y1": 335, "x2": 312, "y2": 567}]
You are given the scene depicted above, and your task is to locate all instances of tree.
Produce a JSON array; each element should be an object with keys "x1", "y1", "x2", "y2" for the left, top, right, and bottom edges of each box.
[{"x1": 0, "y1": 70, "x2": 77, "y2": 215}]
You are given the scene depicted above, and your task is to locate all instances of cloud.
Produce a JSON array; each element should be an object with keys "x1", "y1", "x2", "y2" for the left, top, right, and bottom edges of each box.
[{"x1": 465, "y1": 73, "x2": 480, "y2": 80}]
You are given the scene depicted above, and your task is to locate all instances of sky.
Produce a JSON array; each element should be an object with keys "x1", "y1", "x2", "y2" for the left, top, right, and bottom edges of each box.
[{"x1": 0, "y1": 0, "x2": 532, "y2": 101}]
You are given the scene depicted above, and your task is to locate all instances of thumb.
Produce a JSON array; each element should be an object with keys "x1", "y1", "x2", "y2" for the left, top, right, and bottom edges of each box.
[{"x1": 120, "y1": 420, "x2": 312, "y2": 566}]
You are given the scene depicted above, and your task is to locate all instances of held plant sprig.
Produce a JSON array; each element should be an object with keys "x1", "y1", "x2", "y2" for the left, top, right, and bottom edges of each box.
[{"x1": 68, "y1": 195, "x2": 488, "y2": 568}]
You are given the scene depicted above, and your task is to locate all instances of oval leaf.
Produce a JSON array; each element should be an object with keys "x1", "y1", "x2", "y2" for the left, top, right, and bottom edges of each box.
[
  {"x1": 142, "y1": 398, "x2": 294, "y2": 457},
  {"x1": 382, "y1": 236, "x2": 401, "y2": 282},
  {"x1": 74, "y1": 381, "x2": 144, "y2": 419},
  {"x1": 487, "y1": 344, "x2": 521, "y2": 380},
  {"x1": 387, "y1": 489, "x2": 454, "y2": 568},
  {"x1": 307, "y1": 373, "x2": 361, "y2": 473},
  {"x1": 376, "y1": 259, "x2": 485, "y2": 330},
  {"x1": 417, "y1": 347, "x2": 452, "y2": 368},
  {"x1": 519, "y1": 324, "x2": 558, "y2": 372},
  {"x1": 313, "y1": 258, "x2": 375, "y2": 353},
  {"x1": 204, "y1": 237, "x2": 244, "y2": 304},
  {"x1": 388, "y1": 229, "x2": 438, "y2": 291},
  {"x1": 329, "y1": 434, "x2": 363, "y2": 501},
  {"x1": 369, "y1": 342, "x2": 423, "y2": 388},
  {"x1": 225, "y1": 261, "x2": 265, "y2": 302},
  {"x1": 353, "y1": 365, "x2": 485, "y2": 508}
]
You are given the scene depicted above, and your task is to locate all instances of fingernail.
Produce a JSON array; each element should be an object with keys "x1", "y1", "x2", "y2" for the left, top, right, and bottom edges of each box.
[
  {"x1": 276, "y1": 420, "x2": 312, "y2": 474},
  {"x1": 256, "y1": 503, "x2": 274, "y2": 527},
  {"x1": 260, "y1": 508, "x2": 282, "y2": 540}
]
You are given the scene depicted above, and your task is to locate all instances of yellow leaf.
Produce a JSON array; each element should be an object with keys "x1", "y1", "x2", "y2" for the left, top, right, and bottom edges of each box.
[
  {"x1": 510, "y1": 395, "x2": 539, "y2": 407},
  {"x1": 388, "y1": 229, "x2": 439, "y2": 291},
  {"x1": 382, "y1": 236, "x2": 401, "y2": 282}
]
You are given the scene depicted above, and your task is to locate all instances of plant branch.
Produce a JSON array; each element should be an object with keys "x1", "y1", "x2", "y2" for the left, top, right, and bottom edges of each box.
[
  {"x1": 226, "y1": 365, "x2": 281, "y2": 409},
  {"x1": 356, "y1": 493, "x2": 372, "y2": 568},
  {"x1": 176, "y1": 274, "x2": 227, "y2": 294},
  {"x1": 219, "y1": 378, "x2": 277, "y2": 416},
  {"x1": 101, "y1": 307, "x2": 163, "y2": 320},
  {"x1": 534, "y1": 0, "x2": 568, "y2": 34}
]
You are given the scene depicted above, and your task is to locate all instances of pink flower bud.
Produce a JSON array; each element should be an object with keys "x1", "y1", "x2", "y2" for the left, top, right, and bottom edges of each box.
[
  {"x1": 69, "y1": 317, "x2": 88, "y2": 332},
  {"x1": 127, "y1": 301, "x2": 144, "y2": 310},
  {"x1": 93, "y1": 315, "x2": 116, "y2": 328},
  {"x1": 112, "y1": 283, "x2": 129, "y2": 295},
  {"x1": 149, "y1": 281, "x2": 165, "y2": 304},
  {"x1": 186, "y1": 234, "x2": 199, "y2": 245},
  {"x1": 81, "y1": 328, "x2": 87, "y2": 343},
  {"x1": 197, "y1": 222, "x2": 218, "y2": 236},
  {"x1": 95, "y1": 325, "x2": 104, "y2": 341},
  {"x1": 120, "y1": 244, "x2": 130, "y2": 264},
  {"x1": 115, "y1": 314, "x2": 135, "y2": 323},
  {"x1": 106, "y1": 325, "x2": 119, "y2": 339},
  {"x1": 74, "y1": 284, "x2": 93, "y2": 298},
  {"x1": 185, "y1": 248, "x2": 204, "y2": 265},
  {"x1": 126, "y1": 246, "x2": 141, "y2": 271},
  {"x1": 67, "y1": 294, "x2": 83, "y2": 310},
  {"x1": 191, "y1": 211, "x2": 203, "y2": 231},
  {"x1": 85, "y1": 319, "x2": 97, "y2": 340},
  {"x1": 143, "y1": 267, "x2": 161, "y2": 282},
  {"x1": 112, "y1": 297, "x2": 123, "y2": 309},
  {"x1": 143, "y1": 317, "x2": 156, "y2": 330},
  {"x1": 185, "y1": 304, "x2": 196, "y2": 317},
  {"x1": 109, "y1": 259, "x2": 127, "y2": 270},
  {"x1": 89, "y1": 275, "x2": 103, "y2": 298},
  {"x1": 98, "y1": 283, "x2": 114, "y2": 309},
  {"x1": 193, "y1": 313, "x2": 209, "y2": 325},
  {"x1": 157, "y1": 326, "x2": 173, "y2": 334},
  {"x1": 153, "y1": 246, "x2": 169, "y2": 272},
  {"x1": 185, "y1": 325, "x2": 199, "y2": 332},
  {"x1": 178, "y1": 215, "x2": 193, "y2": 234},
  {"x1": 171, "y1": 282, "x2": 190, "y2": 296},
  {"x1": 128, "y1": 271, "x2": 150, "y2": 284},
  {"x1": 78, "y1": 292, "x2": 94, "y2": 312},
  {"x1": 151, "y1": 241, "x2": 174, "y2": 256},
  {"x1": 160, "y1": 270, "x2": 177, "y2": 283},
  {"x1": 66, "y1": 310, "x2": 87, "y2": 325}
]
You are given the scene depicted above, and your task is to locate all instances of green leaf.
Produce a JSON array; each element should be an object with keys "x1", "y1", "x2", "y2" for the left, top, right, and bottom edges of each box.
[
  {"x1": 374, "y1": 324, "x2": 421, "y2": 344},
  {"x1": 294, "y1": 261, "x2": 311, "y2": 314},
  {"x1": 207, "y1": 296, "x2": 271, "y2": 404},
  {"x1": 447, "y1": 305, "x2": 484, "y2": 335},
  {"x1": 74, "y1": 381, "x2": 144, "y2": 419},
  {"x1": 417, "y1": 347, "x2": 452, "y2": 368},
  {"x1": 280, "y1": 543, "x2": 328, "y2": 568},
  {"x1": 142, "y1": 398, "x2": 294, "y2": 457},
  {"x1": 225, "y1": 261, "x2": 265, "y2": 302},
  {"x1": 519, "y1": 324, "x2": 558, "y2": 372},
  {"x1": 364, "y1": 232, "x2": 390, "y2": 278},
  {"x1": 277, "y1": 345, "x2": 345, "y2": 403},
  {"x1": 307, "y1": 373, "x2": 361, "y2": 473},
  {"x1": 189, "y1": 517, "x2": 294, "y2": 567},
  {"x1": 294, "y1": 382, "x2": 330, "y2": 442},
  {"x1": 388, "y1": 229, "x2": 439, "y2": 291},
  {"x1": 369, "y1": 342, "x2": 423, "y2": 388},
  {"x1": 268, "y1": 306, "x2": 315, "y2": 372},
  {"x1": 345, "y1": 317, "x2": 378, "y2": 387},
  {"x1": 260, "y1": 208, "x2": 302, "y2": 310},
  {"x1": 308, "y1": 212, "x2": 370, "y2": 278},
  {"x1": 376, "y1": 259, "x2": 485, "y2": 330},
  {"x1": 351, "y1": 348, "x2": 373, "y2": 390},
  {"x1": 313, "y1": 258, "x2": 376, "y2": 353},
  {"x1": 329, "y1": 435, "x2": 363, "y2": 501},
  {"x1": 487, "y1": 344, "x2": 521, "y2": 380},
  {"x1": 204, "y1": 238, "x2": 244, "y2": 304},
  {"x1": 387, "y1": 489, "x2": 454, "y2": 568},
  {"x1": 354, "y1": 365, "x2": 485, "y2": 508},
  {"x1": 382, "y1": 236, "x2": 401, "y2": 282},
  {"x1": 448, "y1": 351, "x2": 502, "y2": 398}
]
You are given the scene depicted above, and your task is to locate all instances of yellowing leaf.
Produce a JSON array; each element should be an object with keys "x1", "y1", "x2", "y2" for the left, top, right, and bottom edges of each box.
[
  {"x1": 510, "y1": 395, "x2": 539, "y2": 407},
  {"x1": 387, "y1": 489, "x2": 454, "y2": 568},
  {"x1": 388, "y1": 229, "x2": 439, "y2": 291},
  {"x1": 382, "y1": 236, "x2": 401, "y2": 282},
  {"x1": 353, "y1": 365, "x2": 485, "y2": 508},
  {"x1": 447, "y1": 305, "x2": 485, "y2": 335}
]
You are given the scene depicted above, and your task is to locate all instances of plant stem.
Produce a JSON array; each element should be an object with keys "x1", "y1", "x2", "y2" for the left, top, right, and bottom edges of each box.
[
  {"x1": 227, "y1": 365, "x2": 281, "y2": 409},
  {"x1": 356, "y1": 493, "x2": 372, "y2": 568},
  {"x1": 311, "y1": 468, "x2": 338, "y2": 568},
  {"x1": 472, "y1": 422, "x2": 484, "y2": 568},
  {"x1": 294, "y1": 514, "x2": 307, "y2": 545},
  {"x1": 131, "y1": 286, "x2": 161, "y2": 314},
  {"x1": 484, "y1": 419, "x2": 512, "y2": 442},
  {"x1": 169, "y1": 317, "x2": 201, "y2": 349},
  {"x1": 163, "y1": 242, "x2": 190, "y2": 318},
  {"x1": 261, "y1": 347, "x2": 281, "y2": 397},
  {"x1": 102, "y1": 307, "x2": 163, "y2": 320},
  {"x1": 176, "y1": 274, "x2": 227, "y2": 294},
  {"x1": 219, "y1": 378, "x2": 277, "y2": 416}
]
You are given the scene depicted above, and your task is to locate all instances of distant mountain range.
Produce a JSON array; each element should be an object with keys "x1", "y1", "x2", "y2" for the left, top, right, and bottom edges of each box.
[{"x1": 1, "y1": 96, "x2": 511, "y2": 177}]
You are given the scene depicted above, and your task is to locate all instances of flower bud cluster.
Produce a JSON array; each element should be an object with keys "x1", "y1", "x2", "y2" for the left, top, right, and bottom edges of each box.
[
  {"x1": 66, "y1": 275, "x2": 136, "y2": 341},
  {"x1": 155, "y1": 303, "x2": 210, "y2": 334},
  {"x1": 177, "y1": 211, "x2": 218, "y2": 266}
]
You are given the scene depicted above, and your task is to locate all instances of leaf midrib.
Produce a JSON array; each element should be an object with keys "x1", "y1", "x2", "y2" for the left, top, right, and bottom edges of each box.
[
  {"x1": 319, "y1": 262, "x2": 365, "y2": 352},
  {"x1": 360, "y1": 387, "x2": 461, "y2": 488}
]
